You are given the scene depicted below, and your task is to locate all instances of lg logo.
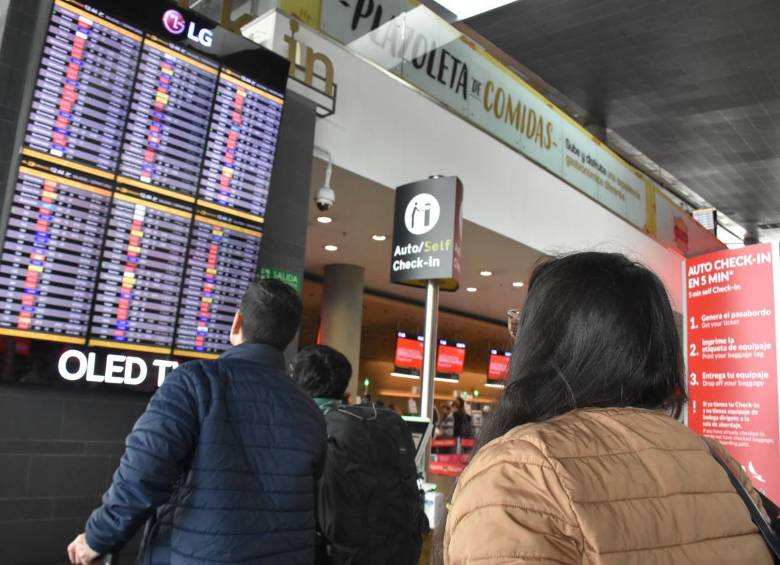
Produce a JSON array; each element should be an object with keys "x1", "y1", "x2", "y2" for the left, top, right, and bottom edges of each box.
[
  {"x1": 162, "y1": 9, "x2": 186, "y2": 34},
  {"x1": 162, "y1": 8, "x2": 214, "y2": 47}
]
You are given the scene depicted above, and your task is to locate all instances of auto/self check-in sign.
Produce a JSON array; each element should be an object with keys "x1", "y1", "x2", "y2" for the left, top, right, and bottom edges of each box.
[{"x1": 390, "y1": 176, "x2": 463, "y2": 291}]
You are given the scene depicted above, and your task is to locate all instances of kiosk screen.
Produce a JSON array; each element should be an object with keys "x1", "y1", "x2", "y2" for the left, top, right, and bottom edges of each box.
[
  {"x1": 436, "y1": 339, "x2": 465, "y2": 382},
  {"x1": 487, "y1": 348, "x2": 511, "y2": 386}
]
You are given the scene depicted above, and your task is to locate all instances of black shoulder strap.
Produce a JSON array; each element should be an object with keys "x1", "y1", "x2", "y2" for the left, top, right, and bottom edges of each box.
[
  {"x1": 761, "y1": 491, "x2": 780, "y2": 531},
  {"x1": 709, "y1": 445, "x2": 780, "y2": 562},
  {"x1": 335, "y1": 403, "x2": 380, "y2": 421}
]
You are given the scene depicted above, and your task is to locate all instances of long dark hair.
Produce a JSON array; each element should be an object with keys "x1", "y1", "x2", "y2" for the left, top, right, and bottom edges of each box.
[{"x1": 479, "y1": 252, "x2": 685, "y2": 448}]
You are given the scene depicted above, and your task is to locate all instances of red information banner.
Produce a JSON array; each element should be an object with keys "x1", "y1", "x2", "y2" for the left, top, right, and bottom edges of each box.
[
  {"x1": 429, "y1": 454, "x2": 471, "y2": 477},
  {"x1": 687, "y1": 243, "x2": 780, "y2": 501},
  {"x1": 436, "y1": 343, "x2": 465, "y2": 373},
  {"x1": 394, "y1": 336, "x2": 423, "y2": 369},
  {"x1": 488, "y1": 351, "x2": 510, "y2": 381}
]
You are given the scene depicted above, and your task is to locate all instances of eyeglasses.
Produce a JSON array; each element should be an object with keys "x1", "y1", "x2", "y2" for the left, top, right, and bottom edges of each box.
[{"x1": 506, "y1": 308, "x2": 521, "y2": 340}]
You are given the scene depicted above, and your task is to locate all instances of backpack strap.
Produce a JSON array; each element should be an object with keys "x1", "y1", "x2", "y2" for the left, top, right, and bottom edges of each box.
[
  {"x1": 708, "y1": 445, "x2": 780, "y2": 562},
  {"x1": 761, "y1": 491, "x2": 780, "y2": 531},
  {"x1": 336, "y1": 403, "x2": 380, "y2": 421}
]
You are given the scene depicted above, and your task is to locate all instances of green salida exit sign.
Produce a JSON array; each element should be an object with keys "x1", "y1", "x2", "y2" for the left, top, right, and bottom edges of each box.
[{"x1": 258, "y1": 267, "x2": 302, "y2": 293}]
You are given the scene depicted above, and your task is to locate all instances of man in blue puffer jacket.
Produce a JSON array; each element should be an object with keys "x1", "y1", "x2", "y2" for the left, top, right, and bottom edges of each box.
[{"x1": 67, "y1": 279, "x2": 326, "y2": 564}]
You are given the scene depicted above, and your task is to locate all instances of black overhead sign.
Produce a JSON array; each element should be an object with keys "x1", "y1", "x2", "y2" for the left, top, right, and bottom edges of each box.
[{"x1": 390, "y1": 176, "x2": 463, "y2": 291}]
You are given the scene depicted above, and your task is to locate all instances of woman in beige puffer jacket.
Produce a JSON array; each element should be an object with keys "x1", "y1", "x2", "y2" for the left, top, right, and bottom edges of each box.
[{"x1": 444, "y1": 252, "x2": 774, "y2": 565}]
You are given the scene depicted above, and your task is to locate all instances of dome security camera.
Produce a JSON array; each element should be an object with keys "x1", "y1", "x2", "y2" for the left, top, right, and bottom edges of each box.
[
  {"x1": 315, "y1": 185, "x2": 335, "y2": 211},
  {"x1": 314, "y1": 152, "x2": 334, "y2": 211}
]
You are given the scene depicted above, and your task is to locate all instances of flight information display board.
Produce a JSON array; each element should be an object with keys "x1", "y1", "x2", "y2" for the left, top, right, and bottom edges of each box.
[
  {"x1": 22, "y1": 1, "x2": 142, "y2": 175},
  {"x1": 0, "y1": 0, "x2": 288, "y2": 387},
  {"x1": 174, "y1": 211, "x2": 262, "y2": 356},
  {"x1": 117, "y1": 39, "x2": 218, "y2": 200},
  {"x1": 198, "y1": 69, "x2": 283, "y2": 220},
  {"x1": 0, "y1": 162, "x2": 111, "y2": 342}
]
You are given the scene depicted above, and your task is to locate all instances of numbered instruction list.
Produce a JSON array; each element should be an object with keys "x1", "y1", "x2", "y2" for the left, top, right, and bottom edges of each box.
[{"x1": 686, "y1": 244, "x2": 779, "y2": 500}]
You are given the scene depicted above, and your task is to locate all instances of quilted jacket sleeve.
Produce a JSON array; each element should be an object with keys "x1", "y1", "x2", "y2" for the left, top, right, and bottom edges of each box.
[
  {"x1": 444, "y1": 437, "x2": 583, "y2": 565},
  {"x1": 85, "y1": 365, "x2": 202, "y2": 554}
]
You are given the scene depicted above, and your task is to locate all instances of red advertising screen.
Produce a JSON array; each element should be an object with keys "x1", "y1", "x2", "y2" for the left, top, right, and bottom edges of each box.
[
  {"x1": 394, "y1": 333, "x2": 424, "y2": 369},
  {"x1": 687, "y1": 244, "x2": 780, "y2": 502},
  {"x1": 488, "y1": 349, "x2": 511, "y2": 381},
  {"x1": 437, "y1": 340, "x2": 466, "y2": 373}
]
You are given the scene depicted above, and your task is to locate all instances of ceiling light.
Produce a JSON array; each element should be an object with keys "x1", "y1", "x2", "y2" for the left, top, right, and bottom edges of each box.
[
  {"x1": 479, "y1": 270, "x2": 492, "y2": 277},
  {"x1": 466, "y1": 287, "x2": 478, "y2": 293},
  {"x1": 323, "y1": 244, "x2": 338, "y2": 252},
  {"x1": 512, "y1": 281, "x2": 525, "y2": 288},
  {"x1": 372, "y1": 234, "x2": 387, "y2": 241},
  {"x1": 316, "y1": 216, "x2": 332, "y2": 224},
  {"x1": 433, "y1": 0, "x2": 517, "y2": 20}
]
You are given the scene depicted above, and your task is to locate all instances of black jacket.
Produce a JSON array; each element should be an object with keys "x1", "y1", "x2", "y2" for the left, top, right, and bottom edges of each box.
[{"x1": 85, "y1": 342, "x2": 327, "y2": 564}]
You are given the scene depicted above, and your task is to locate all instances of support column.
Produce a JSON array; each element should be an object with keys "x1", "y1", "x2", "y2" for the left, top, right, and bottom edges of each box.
[
  {"x1": 320, "y1": 264, "x2": 365, "y2": 400},
  {"x1": 256, "y1": 92, "x2": 317, "y2": 366}
]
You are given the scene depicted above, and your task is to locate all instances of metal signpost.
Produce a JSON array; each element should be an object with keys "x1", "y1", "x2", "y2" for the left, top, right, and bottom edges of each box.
[{"x1": 390, "y1": 175, "x2": 463, "y2": 476}]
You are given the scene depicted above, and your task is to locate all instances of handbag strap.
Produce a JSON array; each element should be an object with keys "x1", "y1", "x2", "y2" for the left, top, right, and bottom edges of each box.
[{"x1": 708, "y1": 445, "x2": 780, "y2": 561}]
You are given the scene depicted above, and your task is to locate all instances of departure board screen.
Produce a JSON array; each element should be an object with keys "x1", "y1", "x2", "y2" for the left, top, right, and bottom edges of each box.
[
  {"x1": 0, "y1": 162, "x2": 111, "y2": 341},
  {"x1": 198, "y1": 69, "x2": 283, "y2": 220},
  {"x1": 0, "y1": 0, "x2": 288, "y2": 388},
  {"x1": 22, "y1": 1, "x2": 142, "y2": 176},
  {"x1": 90, "y1": 187, "x2": 192, "y2": 353},
  {"x1": 117, "y1": 38, "x2": 218, "y2": 200},
  {"x1": 174, "y1": 211, "x2": 262, "y2": 356}
]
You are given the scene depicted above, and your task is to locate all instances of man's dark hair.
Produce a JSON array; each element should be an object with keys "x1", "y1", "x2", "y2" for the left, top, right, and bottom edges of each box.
[
  {"x1": 239, "y1": 279, "x2": 302, "y2": 350},
  {"x1": 292, "y1": 345, "x2": 352, "y2": 399}
]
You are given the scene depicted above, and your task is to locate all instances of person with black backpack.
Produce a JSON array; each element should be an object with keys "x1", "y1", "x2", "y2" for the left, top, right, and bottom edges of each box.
[{"x1": 292, "y1": 345, "x2": 429, "y2": 565}]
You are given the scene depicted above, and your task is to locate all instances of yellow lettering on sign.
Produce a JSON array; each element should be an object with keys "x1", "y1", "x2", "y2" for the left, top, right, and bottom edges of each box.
[
  {"x1": 278, "y1": 0, "x2": 322, "y2": 29},
  {"x1": 304, "y1": 46, "x2": 335, "y2": 97},
  {"x1": 483, "y1": 80, "x2": 494, "y2": 113},
  {"x1": 284, "y1": 19, "x2": 336, "y2": 98},
  {"x1": 176, "y1": 0, "x2": 253, "y2": 32},
  {"x1": 482, "y1": 80, "x2": 554, "y2": 152}
]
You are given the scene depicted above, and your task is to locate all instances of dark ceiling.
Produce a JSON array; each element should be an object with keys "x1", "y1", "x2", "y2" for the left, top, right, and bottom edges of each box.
[{"x1": 466, "y1": 0, "x2": 780, "y2": 237}]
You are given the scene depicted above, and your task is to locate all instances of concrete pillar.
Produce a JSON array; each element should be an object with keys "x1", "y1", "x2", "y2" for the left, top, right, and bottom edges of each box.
[
  {"x1": 320, "y1": 264, "x2": 365, "y2": 399},
  {"x1": 256, "y1": 92, "x2": 317, "y2": 366}
]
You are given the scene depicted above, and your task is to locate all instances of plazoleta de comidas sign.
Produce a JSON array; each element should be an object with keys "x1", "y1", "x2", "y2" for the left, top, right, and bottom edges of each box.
[
  {"x1": 686, "y1": 243, "x2": 780, "y2": 502},
  {"x1": 390, "y1": 176, "x2": 463, "y2": 291}
]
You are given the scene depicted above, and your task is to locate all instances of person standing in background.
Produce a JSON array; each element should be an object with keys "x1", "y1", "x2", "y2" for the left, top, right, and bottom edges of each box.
[
  {"x1": 445, "y1": 253, "x2": 775, "y2": 564},
  {"x1": 292, "y1": 344, "x2": 352, "y2": 417},
  {"x1": 67, "y1": 280, "x2": 326, "y2": 565},
  {"x1": 452, "y1": 397, "x2": 471, "y2": 438},
  {"x1": 293, "y1": 344, "x2": 427, "y2": 564},
  {"x1": 440, "y1": 403, "x2": 455, "y2": 438}
]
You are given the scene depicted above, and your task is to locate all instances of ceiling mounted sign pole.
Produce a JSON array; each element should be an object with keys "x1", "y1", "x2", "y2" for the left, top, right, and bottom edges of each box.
[
  {"x1": 420, "y1": 277, "x2": 439, "y2": 430},
  {"x1": 420, "y1": 278, "x2": 440, "y2": 482},
  {"x1": 390, "y1": 174, "x2": 463, "y2": 479}
]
